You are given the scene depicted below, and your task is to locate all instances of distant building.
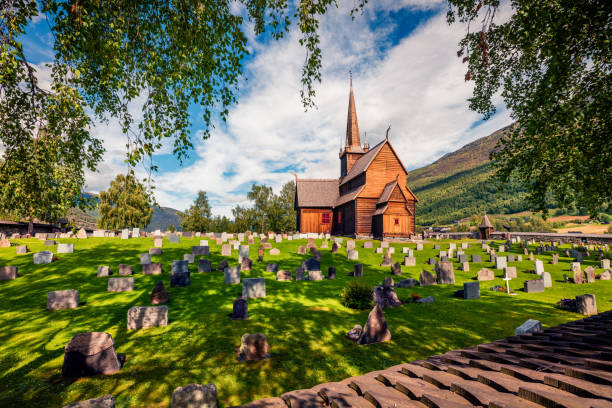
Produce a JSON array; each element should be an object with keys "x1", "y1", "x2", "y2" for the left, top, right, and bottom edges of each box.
[
  {"x1": 478, "y1": 213, "x2": 494, "y2": 239},
  {"x1": 295, "y1": 81, "x2": 418, "y2": 238}
]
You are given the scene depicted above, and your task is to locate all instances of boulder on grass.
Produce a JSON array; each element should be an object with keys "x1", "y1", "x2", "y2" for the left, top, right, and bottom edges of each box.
[
  {"x1": 356, "y1": 304, "x2": 391, "y2": 345},
  {"x1": 237, "y1": 333, "x2": 270, "y2": 361},
  {"x1": 171, "y1": 383, "x2": 217, "y2": 408},
  {"x1": 150, "y1": 281, "x2": 169, "y2": 304},
  {"x1": 63, "y1": 395, "x2": 115, "y2": 408}
]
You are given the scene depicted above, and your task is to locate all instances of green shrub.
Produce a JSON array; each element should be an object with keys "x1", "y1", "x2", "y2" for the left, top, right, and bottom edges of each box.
[{"x1": 341, "y1": 281, "x2": 373, "y2": 309}]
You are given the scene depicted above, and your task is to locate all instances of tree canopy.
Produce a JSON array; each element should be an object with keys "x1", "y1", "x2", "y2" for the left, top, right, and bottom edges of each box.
[
  {"x1": 97, "y1": 174, "x2": 154, "y2": 229},
  {"x1": 179, "y1": 191, "x2": 212, "y2": 232},
  {"x1": 447, "y1": 0, "x2": 611, "y2": 215}
]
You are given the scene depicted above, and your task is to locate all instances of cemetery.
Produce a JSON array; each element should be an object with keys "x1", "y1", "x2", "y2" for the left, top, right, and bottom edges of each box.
[{"x1": 0, "y1": 231, "x2": 610, "y2": 407}]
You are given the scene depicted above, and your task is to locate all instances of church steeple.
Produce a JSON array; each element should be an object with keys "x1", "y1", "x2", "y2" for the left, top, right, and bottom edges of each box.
[{"x1": 345, "y1": 75, "x2": 362, "y2": 152}]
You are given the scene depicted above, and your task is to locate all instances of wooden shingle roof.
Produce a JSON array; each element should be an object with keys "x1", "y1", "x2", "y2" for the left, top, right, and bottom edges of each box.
[
  {"x1": 339, "y1": 139, "x2": 386, "y2": 186},
  {"x1": 295, "y1": 179, "x2": 339, "y2": 208},
  {"x1": 480, "y1": 213, "x2": 494, "y2": 228},
  {"x1": 242, "y1": 311, "x2": 612, "y2": 408},
  {"x1": 377, "y1": 181, "x2": 398, "y2": 204}
]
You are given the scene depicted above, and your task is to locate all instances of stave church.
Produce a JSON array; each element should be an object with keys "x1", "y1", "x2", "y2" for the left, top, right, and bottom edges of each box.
[{"x1": 295, "y1": 81, "x2": 418, "y2": 238}]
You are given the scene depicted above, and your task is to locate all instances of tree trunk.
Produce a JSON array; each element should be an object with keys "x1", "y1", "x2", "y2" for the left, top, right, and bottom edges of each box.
[{"x1": 28, "y1": 217, "x2": 34, "y2": 236}]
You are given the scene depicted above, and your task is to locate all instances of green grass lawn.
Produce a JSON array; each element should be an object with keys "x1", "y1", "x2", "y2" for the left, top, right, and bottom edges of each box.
[{"x1": 0, "y1": 236, "x2": 610, "y2": 407}]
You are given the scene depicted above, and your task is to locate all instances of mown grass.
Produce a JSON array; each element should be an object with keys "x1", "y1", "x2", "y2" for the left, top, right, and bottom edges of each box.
[{"x1": 0, "y1": 236, "x2": 610, "y2": 407}]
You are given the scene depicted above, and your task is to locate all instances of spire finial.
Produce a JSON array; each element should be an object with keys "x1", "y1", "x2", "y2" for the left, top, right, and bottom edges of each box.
[
  {"x1": 385, "y1": 125, "x2": 391, "y2": 139},
  {"x1": 349, "y1": 70, "x2": 352, "y2": 87}
]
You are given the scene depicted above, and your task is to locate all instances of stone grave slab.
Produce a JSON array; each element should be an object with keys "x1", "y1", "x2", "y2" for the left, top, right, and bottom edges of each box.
[
  {"x1": 184, "y1": 254, "x2": 195, "y2": 264},
  {"x1": 524, "y1": 279, "x2": 545, "y2": 293},
  {"x1": 420, "y1": 270, "x2": 437, "y2": 286},
  {"x1": 192, "y1": 246, "x2": 209, "y2": 256},
  {"x1": 232, "y1": 298, "x2": 249, "y2": 319},
  {"x1": 140, "y1": 253, "x2": 151, "y2": 265},
  {"x1": 464, "y1": 281, "x2": 480, "y2": 299},
  {"x1": 170, "y1": 272, "x2": 190, "y2": 287},
  {"x1": 127, "y1": 306, "x2": 168, "y2": 330},
  {"x1": 61, "y1": 332, "x2": 121, "y2": 378},
  {"x1": 243, "y1": 278, "x2": 265, "y2": 298},
  {"x1": 225, "y1": 266, "x2": 240, "y2": 284},
  {"x1": 47, "y1": 290, "x2": 79, "y2": 310},
  {"x1": 57, "y1": 243, "x2": 73, "y2": 253},
  {"x1": 142, "y1": 263, "x2": 162, "y2": 275},
  {"x1": 576, "y1": 294, "x2": 596, "y2": 315},
  {"x1": 0, "y1": 266, "x2": 18, "y2": 280},
  {"x1": 504, "y1": 266, "x2": 517, "y2": 279},
  {"x1": 198, "y1": 259, "x2": 212, "y2": 273},
  {"x1": 515, "y1": 319, "x2": 542, "y2": 335},
  {"x1": 404, "y1": 257, "x2": 416, "y2": 266},
  {"x1": 534, "y1": 259, "x2": 544, "y2": 275},
  {"x1": 34, "y1": 251, "x2": 54, "y2": 264},
  {"x1": 108, "y1": 277, "x2": 134, "y2": 292},
  {"x1": 436, "y1": 261, "x2": 455, "y2": 284},
  {"x1": 541, "y1": 272, "x2": 552, "y2": 288}
]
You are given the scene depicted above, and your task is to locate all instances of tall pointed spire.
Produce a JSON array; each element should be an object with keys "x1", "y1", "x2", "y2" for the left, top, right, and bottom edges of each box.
[{"x1": 345, "y1": 73, "x2": 361, "y2": 152}]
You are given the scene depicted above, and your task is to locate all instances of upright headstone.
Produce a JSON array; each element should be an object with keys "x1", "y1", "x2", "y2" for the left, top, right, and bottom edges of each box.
[
  {"x1": 57, "y1": 243, "x2": 74, "y2": 254},
  {"x1": 436, "y1": 261, "x2": 455, "y2": 284},
  {"x1": 107, "y1": 277, "x2": 134, "y2": 292},
  {"x1": 198, "y1": 259, "x2": 212, "y2": 273},
  {"x1": 0, "y1": 266, "x2": 18, "y2": 280},
  {"x1": 515, "y1": 319, "x2": 542, "y2": 335},
  {"x1": 127, "y1": 306, "x2": 168, "y2": 330},
  {"x1": 534, "y1": 260, "x2": 544, "y2": 275},
  {"x1": 192, "y1": 246, "x2": 209, "y2": 256},
  {"x1": 142, "y1": 263, "x2": 162, "y2": 275},
  {"x1": 47, "y1": 290, "x2": 79, "y2": 310},
  {"x1": 420, "y1": 270, "x2": 437, "y2": 286},
  {"x1": 232, "y1": 298, "x2": 249, "y2": 319},
  {"x1": 347, "y1": 250, "x2": 359, "y2": 260},
  {"x1": 150, "y1": 281, "x2": 169, "y2": 304},
  {"x1": 571, "y1": 263, "x2": 583, "y2": 284},
  {"x1": 327, "y1": 266, "x2": 336, "y2": 279},
  {"x1": 463, "y1": 282, "x2": 480, "y2": 299},
  {"x1": 33, "y1": 251, "x2": 54, "y2": 264},
  {"x1": 576, "y1": 294, "x2": 597, "y2": 315},
  {"x1": 477, "y1": 268, "x2": 494, "y2": 281},
  {"x1": 540, "y1": 272, "x2": 552, "y2": 288},
  {"x1": 404, "y1": 257, "x2": 416, "y2": 266},
  {"x1": 524, "y1": 279, "x2": 545, "y2": 293},
  {"x1": 504, "y1": 266, "x2": 517, "y2": 279},
  {"x1": 61, "y1": 332, "x2": 121, "y2": 378},
  {"x1": 238, "y1": 245, "x2": 250, "y2": 262},
  {"x1": 140, "y1": 253, "x2": 152, "y2": 265},
  {"x1": 170, "y1": 271, "x2": 190, "y2": 287},
  {"x1": 224, "y1": 266, "x2": 241, "y2": 284},
  {"x1": 356, "y1": 305, "x2": 391, "y2": 345},
  {"x1": 584, "y1": 266, "x2": 596, "y2": 283}
]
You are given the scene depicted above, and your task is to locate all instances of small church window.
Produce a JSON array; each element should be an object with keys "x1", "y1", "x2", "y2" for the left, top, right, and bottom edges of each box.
[
  {"x1": 394, "y1": 218, "x2": 399, "y2": 225},
  {"x1": 322, "y1": 213, "x2": 331, "y2": 224}
]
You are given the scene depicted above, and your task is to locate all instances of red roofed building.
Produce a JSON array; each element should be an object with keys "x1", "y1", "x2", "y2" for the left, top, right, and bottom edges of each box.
[{"x1": 295, "y1": 82, "x2": 418, "y2": 238}]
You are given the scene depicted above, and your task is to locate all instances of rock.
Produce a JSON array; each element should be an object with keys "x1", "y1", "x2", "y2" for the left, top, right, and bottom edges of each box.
[
  {"x1": 584, "y1": 266, "x2": 596, "y2": 283},
  {"x1": 419, "y1": 270, "x2": 437, "y2": 286},
  {"x1": 373, "y1": 286, "x2": 402, "y2": 308},
  {"x1": 435, "y1": 261, "x2": 455, "y2": 284},
  {"x1": 0, "y1": 266, "x2": 18, "y2": 280},
  {"x1": 47, "y1": 290, "x2": 79, "y2": 310},
  {"x1": 63, "y1": 394, "x2": 116, "y2": 408},
  {"x1": 170, "y1": 383, "x2": 217, "y2": 408},
  {"x1": 347, "y1": 325, "x2": 363, "y2": 341},
  {"x1": 477, "y1": 268, "x2": 495, "y2": 281},
  {"x1": 150, "y1": 281, "x2": 169, "y2": 304},
  {"x1": 242, "y1": 278, "x2": 265, "y2": 298},
  {"x1": 107, "y1": 277, "x2": 134, "y2": 292},
  {"x1": 232, "y1": 298, "x2": 249, "y2": 320},
  {"x1": 356, "y1": 304, "x2": 391, "y2": 345},
  {"x1": 33, "y1": 250, "x2": 54, "y2": 264},
  {"x1": 463, "y1": 282, "x2": 480, "y2": 299},
  {"x1": 97, "y1": 266, "x2": 112, "y2": 277},
  {"x1": 238, "y1": 333, "x2": 270, "y2": 361},
  {"x1": 118, "y1": 264, "x2": 134, "y2": 276},
  {"x1": 397, "y1": 278, "x2": 418, "y2": 288},
  {"x1": 391, "y1": 262, "x2": 402, "y2": 275},
  {"x1": 127, "y1": 306, "x2": 168, "y2": 330},
  {"x1": 415, "y1": 296, "x2": 435, "y2": 303},
  {"x1": 515, "y1": 319, "x2": 542, "y2": 335},
  {"x1": 62, "y1": 332, "x2": 121, "y2": 378}
]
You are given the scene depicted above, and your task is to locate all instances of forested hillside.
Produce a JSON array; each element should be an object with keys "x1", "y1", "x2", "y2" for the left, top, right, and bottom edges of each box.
[{"x1": 407, "y1": 124, "x2": 531, "y2": 226}]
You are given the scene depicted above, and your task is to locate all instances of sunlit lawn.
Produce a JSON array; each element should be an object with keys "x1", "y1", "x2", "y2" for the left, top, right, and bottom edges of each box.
[{"x1": 0, "y1": 235, "x2": 610, "y2": 407}]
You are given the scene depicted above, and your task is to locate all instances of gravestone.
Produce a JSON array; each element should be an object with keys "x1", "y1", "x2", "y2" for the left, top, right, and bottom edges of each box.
[
  {"x1": 172, "y1": 260, "x2": 189, "y2": 274},
  {"x1": 381, "y1": 241, "x2": 389, "y2": 249},
  {"x1": 76, "y1": 228, "x2": 87, "y2": 239},
  {"x1": 61, "y1": 332, "x2": 121, "y2": 378},
  {"x1": 170, "y1": 272, "x2": 190, "y2": 287},
  {"x1": 127, "y1": 306, "x2": 168, "y2": 330},
  {"x1": 346, "y1": 240, "x2": 356, "y2": 251},
  {"x1": 309, "y1": 270, "x2": 323, "y2": 281},
  {"x1": 504, "y1": 266, "x2": 517, "y2": 279},
  {"x1": 295, "y1": 267, "x2": 305, "y2": 281},
  {"x1": 531, "y1": 259, "x2": 544, "y2": 275},
  {"x1": 116, "y1": 264, "x2": 133, "y2": 276},
  {"x1": 373, "y1": 284, "x2": 401, "y2": 308},
  {"x1": 463, "y1": 281, "x2": 480, "y2": 299},
  {"x1": 97, "y1": 266, "x2": 112, "y2": 277},
  {"x1": 375, "y1": 247, "x2": 383, "y2": 254},
  {"x1": 461, "y1": 242, "x2": 468, "y2": 249},
  {"x1": 584, "y1": 266, "x2": 596, "y2": 283},
  {"x1": 150, "y1": 281, "x2": 169, "y2": 304},
  {"x1": 404, "y1": 256, "x2": 416, "y2": 266},
  {"x1": 16, "y1": 245, "x2": 28, "y2": 254},
  {"x1": 266, "y1": 263, "x2": 278, "y2": 273},
  {"x1": 517, "y1": 255, "x2": 523, "y2": 262},
  {"x1": 495, "y1": 256, "x2": 507, "y2": 270},
  {"x1": 93, "y1": 230, "x2": 106, "y2": 238},
  {"x1": 439, "y1": 250, "x2": 447, "y2": 258},
  {"x1": 238, "y1": 245, "x2": 250, "y2": 262},
  {"x1": 575, "y1": 252, "x2": 583, "y2": 262},
  {"x1": 420, "y1": 270, "x2": 437, "y2": 286},
  {"x1": 428, "y1": 257, "x2": 436, "y2": 266},
  {"x1": 461, "y1": 262, "x2": 469, "y2": 272},
  {"x1": 154, "y1": 238, "x2": 163, "y2": 248},
  {"x1": 132, "y1": 228, "x2": 140, "y2": 237},
  {"x1": 192, "y1": 246, "x2": 209, "y2": 256},
  {"x1": 380, "y1": 251, "x2": 393, "y2": 266},
  {"x1": 515, "y1": 319, "x2": 542, "y2": 335},
  {"x1": 47, "y1": 290, "x2": 79, "y2": 310},
  {"x1": 240, "y1": 257, "x2": 252, "y2": 272},
  {"x1": 416, "y1": 243, "x2": 423, "y2": 251},
  {"x1": 434, "y1": 244, "x2": 440, "y2": 250},
  {"x1": 524, "y1": 279, "x2": 545, "y2": 293},
  {"x1": 57, "y1": 243, "x2": 74, "y2": 253},
  {"x1": 353, "y1": 264, "x2": 364, "y2": 277},
  {"x1": 167, "y1": 234, "x2": 179, "y2": 244},
  {"x1": 232, "y1": 298, "x2": 249, "y2": 319},
  {"x1": 328, "y1": 266, "x2": 336, "y2": 279},
  {"x1": 507, "y1": 254, "x2": 515, "y2": 263},
  {"x1": 601, "y1": 259, "x2": 610, "y2": 269},
  {"x1": 198, "y1": 259, "x2": 212, "y2": 273},
  {"x1": 276, "y1": 270, "x2": 291, "y2": 281},
  {"x1": 458, "y1": 254, "x2": 468, "y2": 264},
  {"x1": 477, "y1": 268, "x2": 494, "y2": 281},
  {"x1": 140, "y1": 254, "x2": 152, "y2": 265},
  {"x1": 107, "y1": 277, "x2": 134, "y2": 292},
  {"x1": 200, "y1": 240, "x2": 209, "y2": 247},
  {"x1": 571, "y1": 263, "x2": 583, "y2": 284},
  {"x1": 598, "y1": 270, "x2": 611, "y2": 280},
  {"x1": 34, "y1": 251, "x2": 54, "y2": 264},
  {"x1": 347, "y1": 250, "x2": 359, "y2": 260},
  {"x1": 391, "y1": 262, "x2": 402, "y2": 275},
  {"x1": 269, "y1": 248, "x2": 280, "y2": 255},
  {"x1": 217, "y1": 260, "x2": 228, "y2": 272},
  {"x1": 436, "y1": 261, "x2": 455, "y2": 284},
  {"x1": 0, "y1": 266, "x2": 18, "y2": 280},
  {"x1": 576, "y1": 294, "x2": 597, "y2": 315},
  {"x1": 142, "y1": 263, "x2": 162, "y2": 275},
  {"x1": 224, "y1": 266, "x2": 240, "y2": 284},
  {"x1": 541, "y1": 272, "x2": 552, "y2": 288},
  {"x1": 471, "y1": 255, "x2": 482, "y2": 263},
  {"x1": 184, "y1": 254, "x2": 196, "y2": 264},
  {"x1": 221, "y1": 244, "x2": 231, "y2": 256},
  {"x1": 302, "y1": 258, "x2": 320, "y2": 273},
  {"x1": 334, "y1": 237, "x2": 343, "y2": 245},
  {"x1": 397, "y1": 278, "x2": 418, "y2": 288},
  {"x1": 170, "y1": 383, "x2": 217, "y2": 408},
  {"x1": 238, "y1": 333, "x2": 270, "y2": 361},
  {"x1": 490, "y1": 253, "x2": 497, "y2": 263},
  {"x1": 121, "y1": 229, "x2": 130, "y2": 240},
  {"x1": 551, "y1": 254, "x2": 558, "y2": 264},
  {"x1": 363, "y1": 241, "x2": 373, "y2": 249},
  {"x1": 319, "y1": 241, "x2": 328, "y2": 249},
  {"x1": 356, "y1": 304, "x2": 391, "y2": 345},
  {"x1": 149, "y1": 247, "x2": 162, "y2": 255}
]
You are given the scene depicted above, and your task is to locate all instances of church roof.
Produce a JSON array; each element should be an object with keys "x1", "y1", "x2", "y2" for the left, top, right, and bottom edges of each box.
[
  {"x1": 295, "y1": 179, "x2": 339, "y2": 208},
  {"x1": 340, "y1": 139, "x2": 387, "y2": 186},
  {"x1": 480, "y1": 213, "x2": 494, "y2": 228},
  {"x1": 377, "y1": 181, "x2": 398, "y2": 204},
  {"x1": 345, "y1": 82, "x2": 361, "y2": 151},
  {"x1": 335, "y1": 185, "x2": 365, "y2": 207}
]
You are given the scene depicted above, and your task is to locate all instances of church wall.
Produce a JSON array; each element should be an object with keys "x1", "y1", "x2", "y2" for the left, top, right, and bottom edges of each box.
[{"x1": 355, "y1": 198, "x2": 377, "y2": 235}]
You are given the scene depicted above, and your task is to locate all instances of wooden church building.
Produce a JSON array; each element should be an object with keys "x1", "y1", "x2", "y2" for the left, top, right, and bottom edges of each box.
[{"x1": 295, "y1": 82, "x2": 418, "y2": 238}]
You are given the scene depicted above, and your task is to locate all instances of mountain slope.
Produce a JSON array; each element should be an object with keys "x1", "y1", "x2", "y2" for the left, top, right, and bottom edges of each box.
[
  {"x1": 146, "y1": 207, "x2": 182, "y2": 232},
  {"x1": 407, "y1": 124, "x2": 530, "y2": 226}
]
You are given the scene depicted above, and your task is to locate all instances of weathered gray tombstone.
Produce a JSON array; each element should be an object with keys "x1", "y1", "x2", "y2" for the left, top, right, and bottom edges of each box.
[
  {"x1": 232, "y1": 298, "x2": 249, "y2": 320},
  {"x1": 127, "y1": 306, "x2": 168, "y2": 330},
  {"x1": 584, "y1": 266, "x2": 596, "y2": 283},
  {"x1": 107, "y1": 277, "x2": 134, "y2": 292},
  {"x1": 34, "y1": 250, "x2": 54, "y2": 264},
  {"x1": 308, "y1": 270, "x2": 322, "y2": 281},
  {"x1": 504, "y1": 266, "x2": 517, "y2": 279},
  {"x1": 276, "y1": 270, "x2": 291, "y2": 281},
  {"x1": 551, "y1": 253, "x2": 558, "y2": 264},
  {"x1": 167, "y1": 234, "x2": 180, "y2": 243},
  {"x1": 171, "y1": 260, "x2": 189, "y2": 274},
  {"x1": 353, "y1": 263, "x2": 364, "y2": 277},
  {"x1": 170, "y1": 383, "x2": 217, "y2": 408},
  {"x1": 118, "y1": 264, "x2": 134, "y2": 276},
  {"x1": 507, "y1": 254, "x2": 515, "y2": 263},
  {"x1": 328, "y1": 266, "x2": 336, "y2": 279},
  {"x1": 434, "y1": 244, "x2": 441, "y2": 250},
  {"x1": 347, "y1": 250, "x2": 359, "y2": 260},
  {"x1": 356, "y1": 304, "x2": 391, "y2": 345},
  {"x1": 391, "y1": 262, "x2": 402, "y2": 275},
  {"x1": 540, "y1": 272, "x2": 552, "y2": 288},
  {"x1": 436, "y1": 261, "x2": 455, "y2": 284},
  {"x1": 439, "y1": 250, "x2": 447, "y2": 258},
  {"x1": 576, "y1": 294, "x2": 597, "y2": 315},
  {"x1": 477, "y1": 268, "x2": 495, "y2": 281},
  {"x1": 601, "y1": 259, "x2": 610, "y2": 269},
  {"x1": 575, "y1": 251, "x2": 583, "y2": 262},
  {"x1": 295, "y1": 267, "x2": 305, "y2": 281},
  {"x1": 380, "y1": 250, "x2": 393, "y2": 266},
  {"x1": 47, "y1": 290, "x2": 79, "y2": 310},
  {"x1": 183, "y1": 254, "x2": 195, "y2": 264},
  {"x1": 192, "y1": 246, "x2": 209, "y2": 256},
  {"x1": 224, "y1": 266, "x2": 241, "y2": 284},
  {"x1": 238, "y1": 333, "x2": 270, "y2": 361},
  {"x1": 524, "y1": 279, "x2": 545, "y2": 293},
  {"x1": 534, "y1": 259, "x2": 544, "y2": 275},
  {"x1": 140, "y1": 253, "x2": 152, "y2": 265},
  {"x1": 16, "y1": 245, "x2": 29, "y2": 254},
  {"x1": 458, "y1": 254, "x2": 469, "y2": 264},
  {"x1": 397, "y1": 278, "x2": 418, "y2": 288},
  {"x1": 149, "y1": 247, "x2": 162, "y2": 255},
  {"x1": 463, "y1": 281, "x2": 480, "y2": 299},
  {"x1": 61, "y1": 332, "x2": 121, "y2": 378},
  {"x1": 598, "y1": 270, "x2": 611, "y2": 280},
  {"x1": 571, "y1": 263, "x2": 583, "y2": 284},
  {"x1": 419, "y1": 270, "x2": 437, "y2": 286},
  {"x1": 63, "y1": 395, "x2": 116, "y2": 408},
  {"x1": 142, "y1": 263, "x2": 162, "y2": 275},
  {"x1": 363, "y1": 241, "x2": 373, "y2": 249},
  {"x1": 471, "y1": 255, "x2": 482, "y2": 263},
  {"x1": 515, "y1": 319, "x2": 542, "y2": 335},
  {"x1": 221, "y1": 244, "x2": 231, "y2": 256},
  {"x1": 0, "y1": 266, "x2": 18, "y2": 280},
  {"x1": 150, "y1": 281, "x2": 169, "y2": 304},
  {"x1": 154, "y1": 237, "x2": 163, "y2": 248},
  {"x1": 197, "y1": 259, "x2": 212, "y2": 273},
  {"x1": 97, "y1": 266, "x2": 112, "y2": 277},
  {"x1": 428, "y1": 257, "x2": 436, "y2": 266},
  {"x1": 170, "y1": 271, "x2": 190, "y2": 287},
  {"x1": 238, "y1": 245, "x2": 250, "y2": 262},
  {"x1": 242, "y1": 278, "x2": 265, "y2": 298},
  {"x1": 404, "y1": 256, "x2": 416, "y2": 266},
  {"x1": 57, "y1": 243, "x2": 74, "y2": 254}
]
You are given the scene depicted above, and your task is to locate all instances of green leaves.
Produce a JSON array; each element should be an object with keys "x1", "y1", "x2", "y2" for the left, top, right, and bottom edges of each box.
[{"x1": 97, "y1": 174, "x2": 154, "y2": 229}]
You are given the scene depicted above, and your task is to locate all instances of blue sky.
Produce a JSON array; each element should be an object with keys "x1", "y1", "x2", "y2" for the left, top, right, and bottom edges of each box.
[{"x1": 19, "y1": 1, "x2": 512, "y2": 217}]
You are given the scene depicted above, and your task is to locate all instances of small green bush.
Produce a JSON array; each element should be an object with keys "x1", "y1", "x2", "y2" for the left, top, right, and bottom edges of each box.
[{"x1": 341, "y1": 281, "x2": 373, "y2": 309}]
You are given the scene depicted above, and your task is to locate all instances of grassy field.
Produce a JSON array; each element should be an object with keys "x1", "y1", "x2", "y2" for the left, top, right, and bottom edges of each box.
[{"x1": 0, "y1": 236, "x2": 611, "y2": 407}]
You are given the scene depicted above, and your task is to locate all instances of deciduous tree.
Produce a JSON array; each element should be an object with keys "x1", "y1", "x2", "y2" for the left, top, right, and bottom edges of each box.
[
  {"x1": 97, "y1": 174, "x2": 154, "y2": 229},
  {"x1": 179, "y1": 191, "x2": 212, "y2": 232}
]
